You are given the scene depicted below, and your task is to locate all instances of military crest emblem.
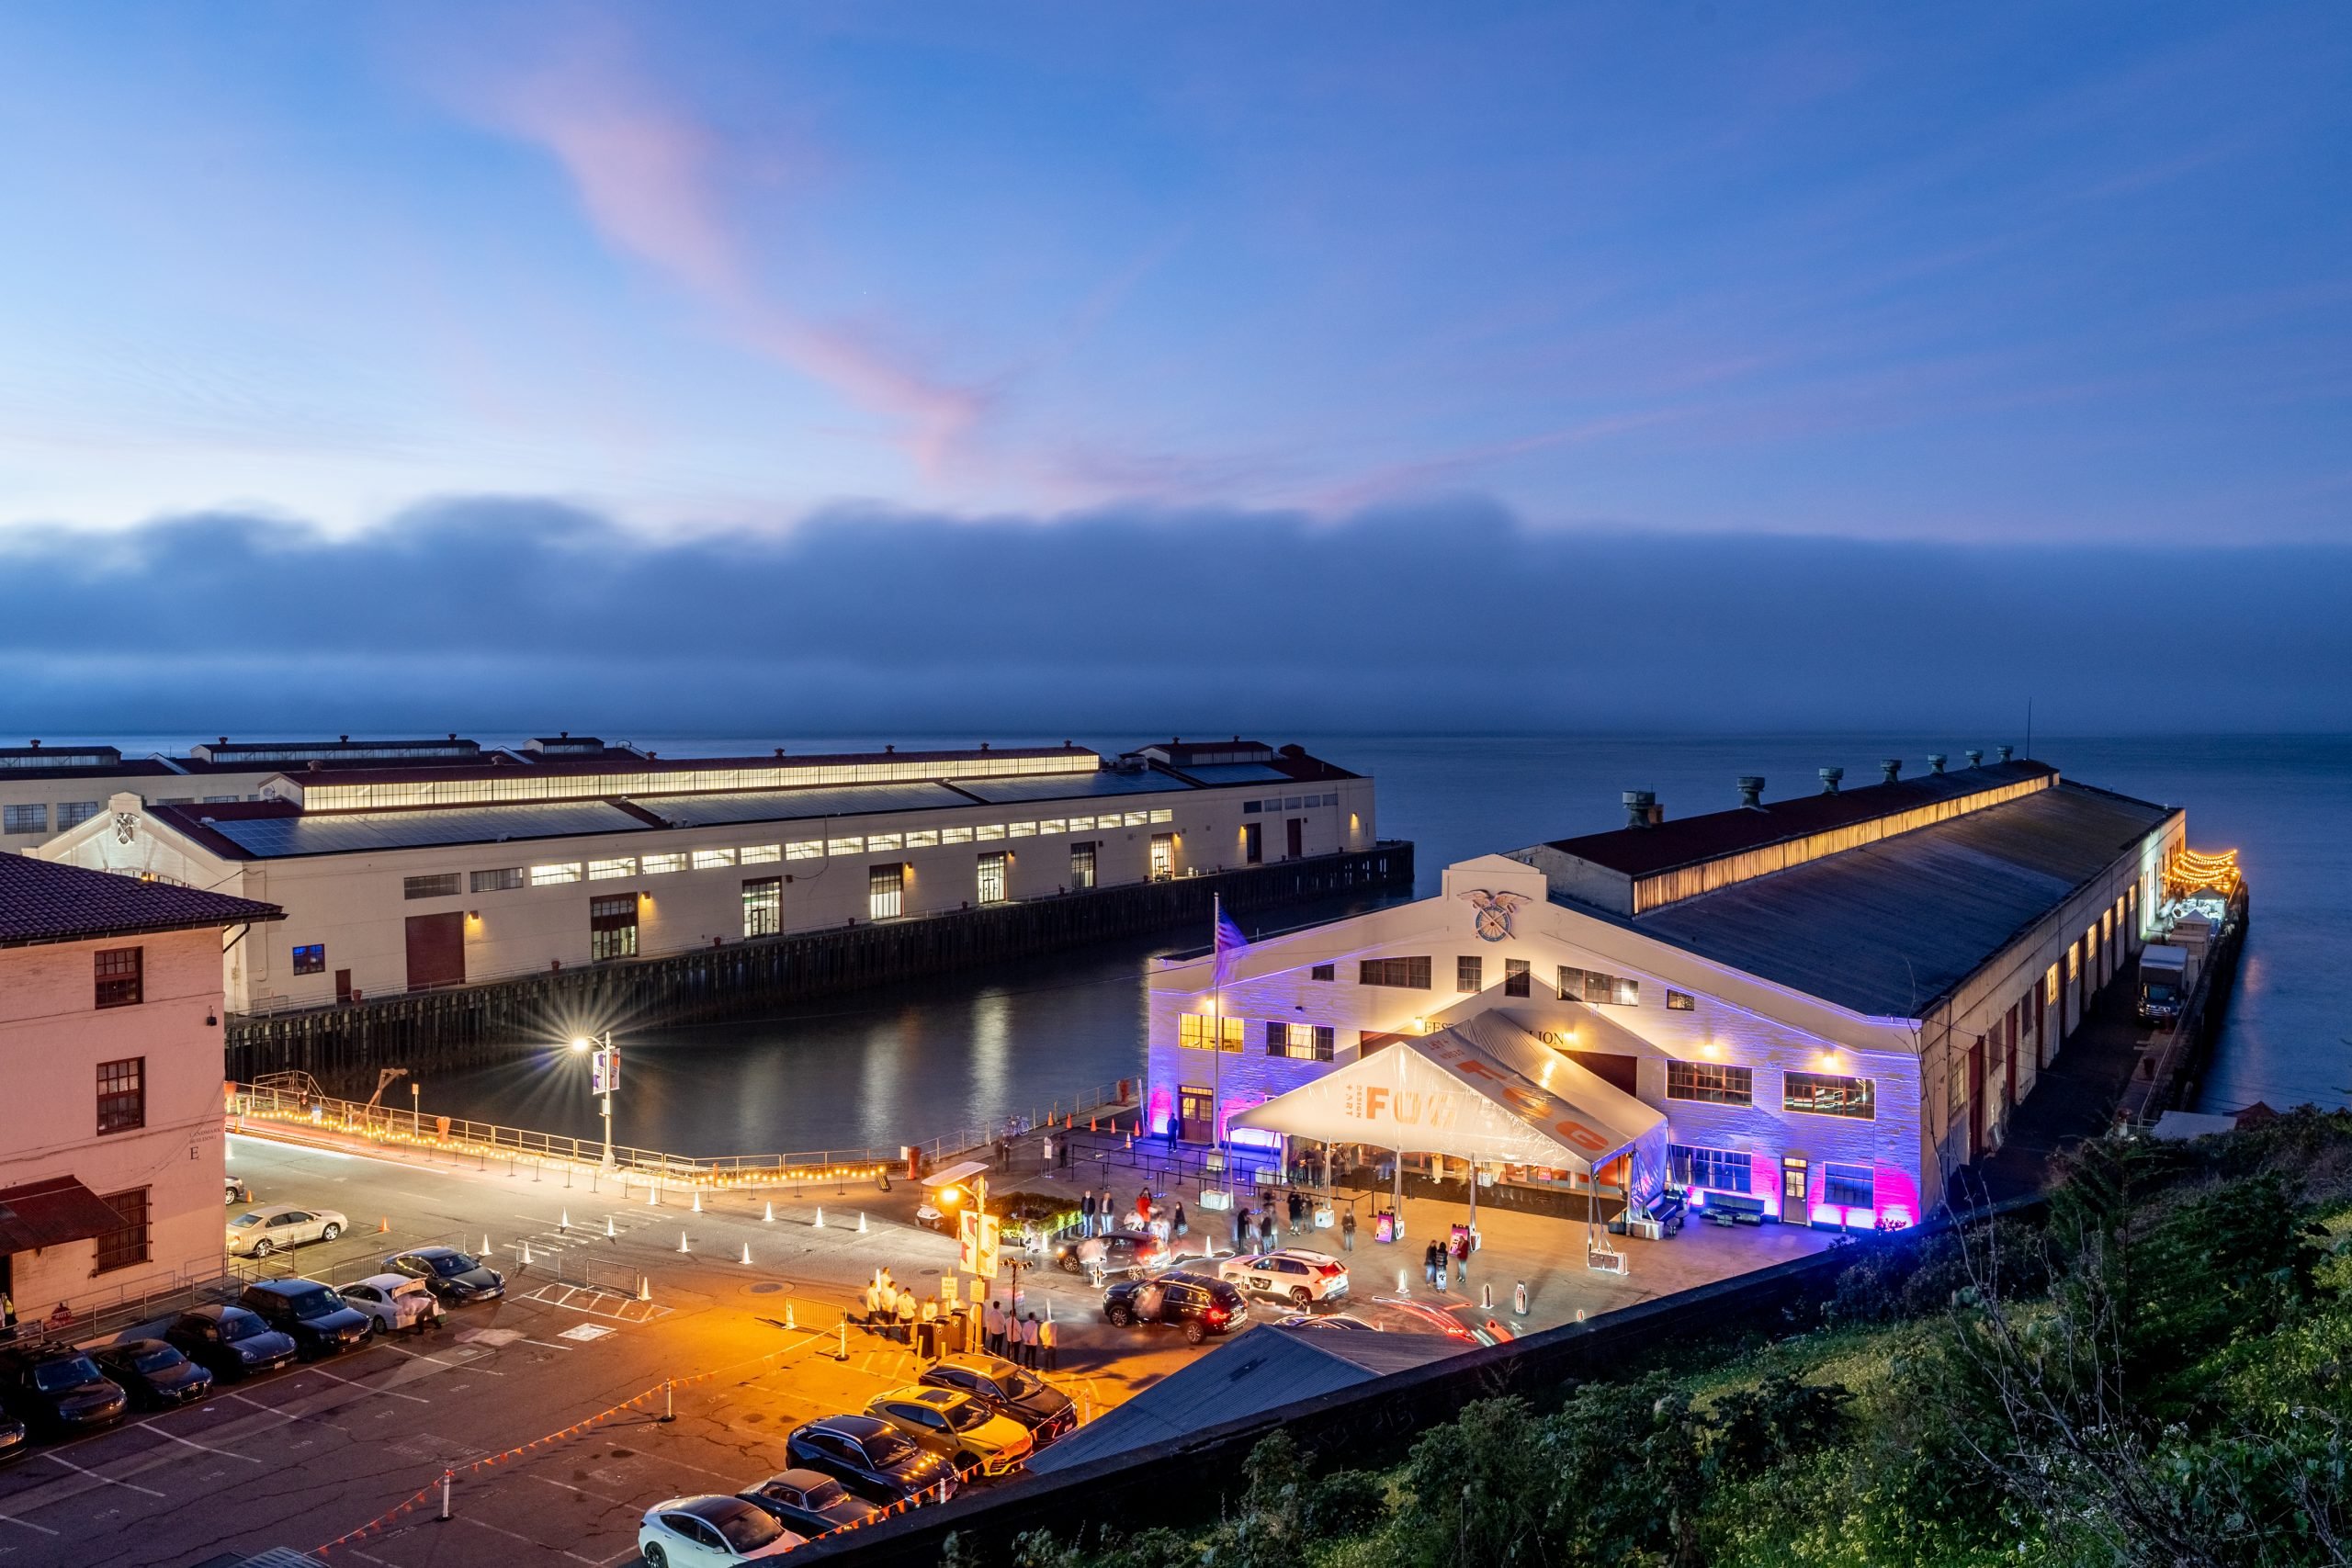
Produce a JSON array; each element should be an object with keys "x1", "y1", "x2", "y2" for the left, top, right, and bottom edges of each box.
[
  {"x1": 113, "y1": 810, "x2": 139, "y2": 844},
  {"x1": 1459, "y1": 888, "x2": 1526, "y2": 942}
]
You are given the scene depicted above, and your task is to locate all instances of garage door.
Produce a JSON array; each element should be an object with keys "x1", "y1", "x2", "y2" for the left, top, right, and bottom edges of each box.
[{"x1": 404, "y1": 912, "x2": 466, "y2": 991}]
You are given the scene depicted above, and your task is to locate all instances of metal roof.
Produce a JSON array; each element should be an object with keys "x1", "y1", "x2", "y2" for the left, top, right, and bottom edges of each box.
[
  {"x1": 948, "y1": 771, "x2": 1192, "y2": 805},
  {"x1": 194, "y1": 801, "x2": 653, "y2": 859},
  {"x1": 630, "y1": 781, "x2": 978, "y2": 829},
  {"x1": 1545, "y1": 760, "x2": 2057, "y2": 878},
  {"x1": 1630, "y1": 781, "x2": 2176, "y2": 1018},
  {"x1": 0, "y1": 854, "x2": 281, "y2": 945},
  {"x1": 1166, "y1": 762, "x2": 1296, "y2": 785}
]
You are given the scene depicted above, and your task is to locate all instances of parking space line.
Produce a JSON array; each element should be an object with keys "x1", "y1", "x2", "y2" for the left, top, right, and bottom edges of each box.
[
  {"x1": 461, "y1": 1512, "x2": 603, "y2": 1564},
  {"x1": 519, "y1": 1338, "x2": 572, "y2": 1351},
  {"x1": 223, "y1": 1391, "x2": 299, "y2": 1420},
  {"x1": 44, "y1": 1451, "x2": 166, "y2": 1497},
  {"x1": 0, "y1": 1512, "x2": 60, "y2": 1536},
  {"x1": 374, "y1": 1342, "x2": 503, "y2": 1376},
  {"x1": 531, "y1": 1473, "x2": 634, "y2": 1507},
  {"x1": 141, "y1": 1423, "x2": 266, "y2": 1464},
  {"x1": 302, "y1": 1366, "x2": 431, "y2": 1404}
]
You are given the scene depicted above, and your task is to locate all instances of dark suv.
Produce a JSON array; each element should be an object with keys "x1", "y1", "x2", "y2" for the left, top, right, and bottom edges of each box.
[
  {"x1": 1102, "y1": 1270, "x2": 1249, "y2": 1343},
  {"x1": 237, "y1": 1280, "x2": 373, "y2": 1359},
  {"x1": 783, "y1": 1414, "x2": 957, "y2": 1507},
  {"x1": 1050, "y1": 1228, "x2": 1165, "y2": 1278},
  {"x1": 0, "y1": 1344, "x2": 129, "y2": 1435}
]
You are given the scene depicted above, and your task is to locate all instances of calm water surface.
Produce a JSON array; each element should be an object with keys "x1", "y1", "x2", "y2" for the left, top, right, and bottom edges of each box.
[{"x1": 108, "y1": 730, "x2": 2352, "y2": 1150}]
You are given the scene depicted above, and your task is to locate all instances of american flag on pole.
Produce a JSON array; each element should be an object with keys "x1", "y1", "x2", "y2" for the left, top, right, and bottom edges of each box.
[{"x1": 1212, "y1": 897, "x2": 1248, "y2": 987}]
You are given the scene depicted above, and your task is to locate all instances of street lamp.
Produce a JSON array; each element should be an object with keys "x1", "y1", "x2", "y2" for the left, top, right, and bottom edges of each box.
[
  {"x1": 571, "y1": 1032, "x2": 617, "y2": 1169},
  {"x1": 410, "y1": 1079, "x2": 420, "y2": 1137}
]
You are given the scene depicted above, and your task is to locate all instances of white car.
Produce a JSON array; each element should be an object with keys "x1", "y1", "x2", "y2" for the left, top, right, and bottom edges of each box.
[
  {"x1": 638, "y1": 1495, "x2": 804, "y2": 1566},
  {"x1": 1216, "y1": 1247, "x2": 1350, "y2": 1306},
  {"x1": 334, "y1": 1274, "x2": 444, "y2": 1335},
  {"x1": 226, "y1": 1204, "x2": 347, "y2": 1258}
]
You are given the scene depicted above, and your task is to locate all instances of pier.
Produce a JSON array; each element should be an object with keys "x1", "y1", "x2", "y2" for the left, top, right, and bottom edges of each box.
[{"x1": 227, "y1": 841, "x2": 1413, "y2": 1085}]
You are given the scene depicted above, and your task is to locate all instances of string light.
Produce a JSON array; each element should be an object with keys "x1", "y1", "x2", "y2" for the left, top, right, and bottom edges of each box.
[{"x1": 2165, "y1": 846, "x2": 2241, "y2": 896}]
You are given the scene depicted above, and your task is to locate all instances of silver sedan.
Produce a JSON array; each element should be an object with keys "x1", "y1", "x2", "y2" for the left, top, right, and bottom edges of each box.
[{"x1": 226, "y1": 1204, "x2": 348, "y2": 1258}]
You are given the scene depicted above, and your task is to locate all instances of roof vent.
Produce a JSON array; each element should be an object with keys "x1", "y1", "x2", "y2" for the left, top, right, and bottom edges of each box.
[
  {"x1": 1966, "y1": 749, "x2": 1984, "y2": 767},
  {"x1": 1879, "y1": 758, "x2": 1903, "y2": 784},
  {"x1": 1818, "y1": 767, "x2": 1843, "y2": 795},
  {"x1": 1622, "y1": 790, "x2": 1656, "y2": 828},
  {"x1": 1736, "y1": 776, "x2": 1766, "y2": 809},
  {"x1": 1928, "y1": 754, "x2": 1947, "y2": 774},
  {"x1": 1997, "y1": 744, "x2": 2015, "y2": 761}
]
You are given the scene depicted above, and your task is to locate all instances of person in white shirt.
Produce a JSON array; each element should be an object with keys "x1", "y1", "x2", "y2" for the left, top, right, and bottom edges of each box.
[
  {"x1": 1017, "y1": 1311, "x2": 1042, "y2": 1370},
  {"x1": 1035, "y1": 1314, "x2": 1058, "y2": 1372}
]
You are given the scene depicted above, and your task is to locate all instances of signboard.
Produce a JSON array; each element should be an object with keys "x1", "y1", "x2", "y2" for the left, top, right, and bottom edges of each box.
[
  {"x1": 591, "y1": 1048, "x2": 618, "y2": 1096},
  {"x1": 957, "y1": 1210, "x2": 980, "y2": 1274},
  {"x1": 973, "y1": 1213, "x2": 1001, "y2": 1283}
]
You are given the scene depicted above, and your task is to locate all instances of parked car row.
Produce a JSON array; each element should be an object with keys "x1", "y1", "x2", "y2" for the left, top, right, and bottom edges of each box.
[
  {"x1": 0, "y1": 1247, "x2": 504, "y2": 1465},
  {"x1": 635, "y1": 1353, "x2": 1082, "y2": 1565}
]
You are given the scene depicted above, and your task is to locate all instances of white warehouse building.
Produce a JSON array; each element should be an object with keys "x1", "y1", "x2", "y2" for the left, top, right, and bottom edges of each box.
[
  {"x1": 1148, "y1": 757, "x2": 2182, "y2": 1225},
  {"x1": 40, "y1": 739, "x2": 1376, "y2": 1015}
]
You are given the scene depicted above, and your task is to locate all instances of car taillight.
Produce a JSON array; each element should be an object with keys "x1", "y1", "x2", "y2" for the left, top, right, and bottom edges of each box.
[{"x1": 1204, "y1": 1306, "x2": 1227, "y2": 1322}]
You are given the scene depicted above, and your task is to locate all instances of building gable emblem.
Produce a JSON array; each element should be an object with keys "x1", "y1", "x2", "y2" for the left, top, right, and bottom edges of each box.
[
  {"x1": 113, "y1": 810, "x2": 139, "y2": 844},
  {"x1": 1458, "y1": 888, "x2": 1526, "y2": 942}
]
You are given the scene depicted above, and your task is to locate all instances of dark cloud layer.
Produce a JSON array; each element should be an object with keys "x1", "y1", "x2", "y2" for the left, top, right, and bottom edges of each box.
[{"x1": 2, "y1": 499, "x2": 2346, "y2": 735}]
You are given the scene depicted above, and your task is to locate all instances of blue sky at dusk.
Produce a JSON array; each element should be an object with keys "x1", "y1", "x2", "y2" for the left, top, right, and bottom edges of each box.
[{"x1": 0, "y1": 4, "x2": 2346, "y2": 730}]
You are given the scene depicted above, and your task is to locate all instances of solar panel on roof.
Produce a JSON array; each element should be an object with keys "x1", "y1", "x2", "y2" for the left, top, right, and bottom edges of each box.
[
  {"x1": 633, "y1": 781, "x2": 976, "y2": 829},
  {"x1": 1171, "y1": 763, "x2": 1294, "y2": 784},
  {"x1": 204, "y1": 802, "x2": 651, "y2": 858},
  {"x1": 949, "y1": 772, "x2": 1190, "y2": 805}
]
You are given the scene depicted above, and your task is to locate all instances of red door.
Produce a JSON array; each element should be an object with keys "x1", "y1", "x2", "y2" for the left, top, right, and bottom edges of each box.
[
  {"x1": 404, "y1": 912, "x2": 466, "y2": 991},
  {"x1": 1967, "y1": 1039, "x2": 1985, "y2": 1161},
  {"x1": 2004, "y1": 1010, "x2": 2018, "y2": 1111}
]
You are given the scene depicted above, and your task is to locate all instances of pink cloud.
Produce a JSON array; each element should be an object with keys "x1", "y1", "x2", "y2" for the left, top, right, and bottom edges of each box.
[{"x1": 489, "y1": 47, "x2": 983, "y2": 469}]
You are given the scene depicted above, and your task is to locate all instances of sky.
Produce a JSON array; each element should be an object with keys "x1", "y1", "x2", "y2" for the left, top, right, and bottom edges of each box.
[{"x1": 0, "y1": 4, "x2": 2347, "y2": 729}]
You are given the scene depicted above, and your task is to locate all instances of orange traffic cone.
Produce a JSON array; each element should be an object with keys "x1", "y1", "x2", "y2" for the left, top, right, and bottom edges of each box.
[{"x1": 377, "y1": 1216, "x2": 390, "y2": 1234}]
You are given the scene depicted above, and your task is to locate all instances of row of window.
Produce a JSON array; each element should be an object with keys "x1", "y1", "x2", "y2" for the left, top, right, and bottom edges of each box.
[
  {"x1": 1331, "y1": 955, "x2": 1677, "y2": 1010},
  {"x1": 1241, "y1": 793, "x2": 1340, "y2": 815},
  {"x1": 1666, "y1": 1145, "x2": 1875, "y2": 1207},
  {"x1": 4, "y1": 801, "x2": 102, "y2": 833},
  {"x1": 1665, "y1": 1060, "x2": 1876, "y2": 1120},
  {"x1": 1173, "y1": 1015, "x2": 1338, "y2": 1061}
]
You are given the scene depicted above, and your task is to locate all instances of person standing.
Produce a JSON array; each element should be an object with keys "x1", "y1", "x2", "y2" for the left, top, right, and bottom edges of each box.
[
  {"x1": 1080, "y1": 1190, "x2": 1096, "y2": 1237},
  {"x1": 1172, "y1": 1199, "x2": 1189, "y2": 1241},
  {"x1": 1423, "y1": 1239, "x2": 1442, "y2": 1288},
  {"x1": 896, "y1": 1285, "x2": 916, "y2": 1345},
  {"x1": 1451, "y1": 1229, "x2": 1470, "y2": 1288},
  {"x1": 1287, "y1": 1189, "x2": 1304, "y2": 1235},
  {"x1": 1036, "y1": 1314, "x2": 1058, "y2": 1372},
  {"x1": 918, "y1": 1295, "x2": 939, "y2": 1359},
  {"x1": 1019, "y1": 1311, "x2": 1041, "y2": 1370},
  {"x1": 1229, "y1": 1204, "x2": 1245, "y2": 1252},
  {"x1": 983, "y1": 1297, "x2": 1005, "y2": 1358},
  {"x1": 1042, "y1": 1133, "x2": 1055, "y2": 1168},
  {"x1": 1340, "y1": 1207, "x2": 1357, "y2": 1252}
]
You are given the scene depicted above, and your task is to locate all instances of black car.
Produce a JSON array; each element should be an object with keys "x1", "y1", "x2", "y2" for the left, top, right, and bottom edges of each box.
[
  {"x1": 783, "y1": 1415, "x2": 957, "y2": 1507},
  {"x1": 92, "y1": 1338, "x2": 214, "y2": 1408},
  {"x1": 381, "y1": 1247, "x2": 505, "y2": 1305},
  {"x1": 1050, "y1": 1228, "x2": 1166, "y2": 1278},
  {"x1": 165, "y1": 1303, "x2": 300, "y2": 1380},
  {"x1": 0, "y1": 1413, "x2": 25, "y2": 1465},
  {"x1": 918, "y1": 1354, "x2": 1078, "y2": 1442},
  {"x1": 238, "y1": 1280, "x2": 373, "y2": 1359},
  {"x1": 0, "y1": 1344, "x2": 129, "y2": 1435},
  {"x1": 1102, "y1": 1270, "x2": 1249, "y2": 1344},
  {"x1": 736, "y1": 1468, "x2": 887, "y2": 1536}
]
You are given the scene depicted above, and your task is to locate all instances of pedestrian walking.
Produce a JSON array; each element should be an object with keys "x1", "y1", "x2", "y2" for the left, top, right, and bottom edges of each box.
[
  {"x1": 1229, "y1": 1204, "x2": 1245, "y2": 1251},
  {"x1": 1340, "y1": 1207, "x2": 1356, "y2": 1251},
  {"x1": 984, "y1": 1297, "x2": 1005, "y2": 1358},
  {"x1": 1424, "y1": 1240, "x2": 1442, "y2": 1288},
  {"x1": 1451, "y1": 1230, "x2": 1470, "y2": 1288},
  {"x1": 1037, "y1": 1314, "x2": 1058, "y2": 1371},
  {"x1": 1019, "y1": 1312, "x2": 1041, "y2": 1370},
  {"x1": 896, "y1": 1286, "x2": 916, "y2": 1344},
  {"x1": 1172, "y1": 1200, "x2": 1189, "y2": 1239}
]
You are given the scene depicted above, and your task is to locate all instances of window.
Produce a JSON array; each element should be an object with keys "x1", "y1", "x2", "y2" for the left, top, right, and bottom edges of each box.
[
  {"x1": 1039, "y1": 818, "x2": 1067, "y2": 836},
  {"x1": 1149, "y1": 808, "x2": 1174, "y2": 824},
  {"x1": 976, "y1": 852, "x2": 1007, "y2": 906},
  {"x1": 869, "y1": 864, "x2": 904, "y2": 919},
  {"x1": 57, "y1": 801, "x2": 100, "y2": 829},
  {"x1": 470, "y1": 866, "x2": 525, "y2": 893},
  {"x1": 742, "y1": 878, "x2": 781, "y2": 938},
  {"x1": 1009, "y1": 822, "x2": 1036, "y2": 838},
  {"x1": 830, "y1": 837, "x2": 866, "y2": 856},
  {"x1": 1243, "y1": 801, "x2": 1262, "y2": 815},
  {"x1": 1456, "y1": 955, "x2": 1483, "y2": 993},
  {"x1": 96, "y1": 1057, "x2": 145, "y2": 1134},
  {"x1": 942, "y1": 826, "x2": 975, "y2": 845},
  {"x1": 403, "y1": 873, "x2": 462, "y2": 899},
  {"x1": 1666, "y1": 1060, "x2": 1754, "y2": 1106},
  {"x1": 1069, "y1": 842, "x2": 1097, "y2": 890},
  {"x1": 865, "y1": 833, "x2": 903, "y2": 852},
  {"x1": 1124, "y1": 810, "x2": 1148, "y2": 827},
  {"x1": 530, "y1": 863, "x2": 582, "y2": 886},
  {"x1": 1264, "y1": 1022, "x2": 1333, "y2": 1061},
  {"x1": 1359, "y1": 956, "x2": 1431, "y2": 989},
  {"x1": 1668, "y1": 1145, "x2": 1752, "y2": 1193},
  {"x1": 1558, "y1": 965, "x2": 1640, "y2": 1006},
  {"x1": 786, "y1": 841, "x2": 823, "y2": 861},
  {"x1": 906, "y1": 829, "x2": 940, "y2": 848},
  {"x1": 93, "y1": 1187, "x2": 150, "y2": 1275},
  {"x1": 589, "y1": 894, "x2": 639, "y2": 961},
  {"x1": 1069, "y1": 816, "x2": 1095, "y2": 832},
  {"x1": 94, "y1": 946, "x2": 142, "y2": 1008},
  {"x1": 1149, "y1": 833, "x2": 1174, "y2": 880},
  {"x1": 1314, "y1": 1024, "x2": 1335, "y2": 1060},
  {"x1": 640, "y1": 852, "x2": 685, "y2": 875},
  {"x1": 1309, "y1": 963, "x2": 1335, "y2": 981},
  {"x1": 692, "y1": 848, "x2": 736, "y2": 871},
  {"x1": 1666, "y1": 989, "x2": 1696, "y2": 1011},
  {"x1": 292, "y1": 942, "x2": 325, "y2": 976},
  {"x1": 1824, "y1": 1163, "x2": 1876, "y2": 1210},
  {"x1": 3, "y1": 803, "x2": 48, "y2": 833},
  {"x1": 1179, "y1": 1014, "x2": 1245, "y2": 1052},
  {"x1": 1504, "y1": 959, "x2": 1531, "y2": 998},
  {"x1": 740, "y1": 844, "x2": 782, "y2": 864},
  {"x1": 587, "y1": 857, "x2": 636, "y2": 881},
  {"x1": 1785, "y1": 1071, "x2": 1876, "y2": 1120},
  {"x1": 976, "y1": 824, "x2": 1007, "y2": 841}
]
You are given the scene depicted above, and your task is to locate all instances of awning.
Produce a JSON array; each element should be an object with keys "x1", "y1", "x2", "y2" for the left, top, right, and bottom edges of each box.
[
  {"x1": 1228, "y1": 1015, "x2": 1668, "y2": 1177},
  {"x1": 0, "y1": 1176, "x2": 128, "y2": 1253},
  {"x1": 922, "y1": 1159, "x2": 990, "y2": 1190}
]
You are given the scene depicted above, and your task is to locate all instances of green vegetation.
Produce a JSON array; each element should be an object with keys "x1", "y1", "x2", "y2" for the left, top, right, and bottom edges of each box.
[{"x1": 992, "y1": 1111, "x2": 2352, "y2": 1567}]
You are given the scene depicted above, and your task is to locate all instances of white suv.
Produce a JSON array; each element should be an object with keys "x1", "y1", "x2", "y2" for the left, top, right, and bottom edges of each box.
[{"x1": 1216, "y1": 1247, "x2": 1349, "y2": 1306}]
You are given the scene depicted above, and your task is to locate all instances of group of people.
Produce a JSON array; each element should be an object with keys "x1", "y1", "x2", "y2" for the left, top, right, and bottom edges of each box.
[
  {"x1": 981, "y1": 1296, "x2": 1058, "y2": 1370},
  {"x1": 1230, "y1": 1187, "x2": 1351, "y2": 1253},
  {"x1": 1078, "y1": 1186, "x2": 1187, "y2": 1242},
  {"x1": 1423, "y1": 1225, "x2": 1477, "y2": 1289},
  {"x1": 861, "y1": 1267, "x2": 1059, "y2": 1371}
]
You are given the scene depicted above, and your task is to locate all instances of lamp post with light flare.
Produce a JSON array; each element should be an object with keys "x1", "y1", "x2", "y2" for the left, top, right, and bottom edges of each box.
[{"x1": 571, "y1": 1032, "x2": 617, "y2": 1169}]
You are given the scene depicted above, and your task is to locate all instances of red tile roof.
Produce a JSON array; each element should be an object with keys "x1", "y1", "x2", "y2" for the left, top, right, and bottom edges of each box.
[{"x1": 0, "y1": 854, "x2": 282, "y2": 947}]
